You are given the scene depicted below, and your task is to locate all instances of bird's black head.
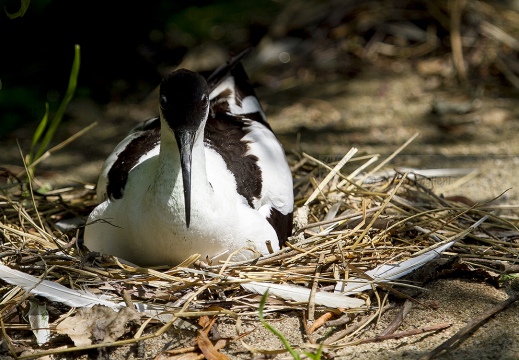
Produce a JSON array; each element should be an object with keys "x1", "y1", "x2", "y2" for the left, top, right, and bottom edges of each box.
[
  {"x1": 159, "y1": 69, "x2": 210, "y2": 132},
  {"x1": 159, "y1": 69, "x2": 210, "y2": 229}
]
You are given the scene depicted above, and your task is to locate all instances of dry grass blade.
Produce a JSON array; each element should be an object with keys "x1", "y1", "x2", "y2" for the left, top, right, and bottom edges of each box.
[{"x1": 304, "y1": 147, "x2": 358, "y2": 206}]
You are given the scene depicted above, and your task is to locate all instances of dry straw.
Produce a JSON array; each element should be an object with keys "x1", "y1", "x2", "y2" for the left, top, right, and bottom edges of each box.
[{"x1": 1, "y1": 134, "x2": 519, "y2": 357}]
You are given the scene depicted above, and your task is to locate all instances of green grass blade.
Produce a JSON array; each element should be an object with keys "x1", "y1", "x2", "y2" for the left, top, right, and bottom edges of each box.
[
  {"x1": 258, "y1": 290, "x2": 301, "y2": 360},
  {"x1": 303, "y1": 344, "x2": 323, "y2": 360},
  {"x1": 5, "y1": 0, "x2": 30, "y2": 19},
  {"x1": 33, "y1": 44, "x2": 80, "y2": 161},
  {"x1": 30, "y1": 102, "x2": 49, "y2": 157}
]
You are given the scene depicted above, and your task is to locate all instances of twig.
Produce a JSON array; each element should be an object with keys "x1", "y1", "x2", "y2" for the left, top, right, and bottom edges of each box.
[
  {"x1": 301, "y1": 310, "x2": 316, "y2": 344},
  {"x1": 348, "y1": 322, "x2": 451, "y2": 346},
  {"x1": 421, "y1": 293, "x2": 519, "y2": 360},
  {"x1": 158, "y1": 346, "x2": 197, "y2": 355},
  {"x1": 462, "y1": 257, "x2": 519, "y2": 273},
  {"x1": 324, "y1": 304, "x2": 391, "y2": 345},
  {"x1": 379, "y1": 299, "x2": 413, "y2": 336},
  {"x1": 325, "y1": 313, "x2": 352, "y2": 327},
  {"x1": 307, "y1": 253, "x2": 325, "y2": 321}
]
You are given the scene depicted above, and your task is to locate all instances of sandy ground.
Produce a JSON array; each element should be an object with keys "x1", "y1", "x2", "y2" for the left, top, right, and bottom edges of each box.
[{"x1": 2, "y1": 62, "x2": 519, "y2": 359}]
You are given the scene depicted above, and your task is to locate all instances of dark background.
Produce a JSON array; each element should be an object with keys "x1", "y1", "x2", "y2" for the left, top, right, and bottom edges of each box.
[
  {"x1": 2, "y1": 0, "x2": 518, "y2": 145},
  {"x1": 0, "y1": 0, "x2": 279, "y2": 136}
]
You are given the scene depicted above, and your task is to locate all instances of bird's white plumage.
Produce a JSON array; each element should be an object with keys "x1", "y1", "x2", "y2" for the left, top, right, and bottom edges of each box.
[
  {"x1": 242, "y1": 120, "x2": 293, "y2": 215},
  {"x1": 88, "y1": 130, "x2": 277, "y2": 264},
  {"x1": 96, "y1": 131, "x2": 160, "y2": 201},
  {"x1": 210, "y1": 76, "x2": 266, "y2": 118},
  {"x1": 85, "y1": 61, "x2": 293, "y2": 266}
]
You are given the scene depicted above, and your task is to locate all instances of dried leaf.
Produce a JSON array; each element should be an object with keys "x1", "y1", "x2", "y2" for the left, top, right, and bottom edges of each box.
[
  {"x1": 196, "y1": 330, "x2": 229, "y2": 360},
  {"x1": 198, "y1": 316, "x2": 211, "y2": 330},
  {"x1": 56, "y1": 305, "x2": 140, "y2": 346}
]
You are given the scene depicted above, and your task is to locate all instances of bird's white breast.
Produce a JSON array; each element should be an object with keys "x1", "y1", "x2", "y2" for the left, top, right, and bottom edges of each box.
[{"x1": 86, "y1": 141, "x2": 278, "y2": 265}]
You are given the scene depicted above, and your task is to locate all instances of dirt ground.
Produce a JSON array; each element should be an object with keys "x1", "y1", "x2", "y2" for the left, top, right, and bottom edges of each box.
[{"x1": 2, "y1": 59, "x2": 519, "y2": 359}]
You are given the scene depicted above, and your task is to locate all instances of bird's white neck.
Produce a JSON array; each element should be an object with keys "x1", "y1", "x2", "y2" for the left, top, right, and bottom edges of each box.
[{"x1": 154, "y1": 121, "x2": 209, "y2": 204}]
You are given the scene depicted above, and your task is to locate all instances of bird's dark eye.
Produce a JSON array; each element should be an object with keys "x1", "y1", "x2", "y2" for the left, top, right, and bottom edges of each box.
[{"x1": 160, "y1": 95, "x2": 168, "y2": 108}]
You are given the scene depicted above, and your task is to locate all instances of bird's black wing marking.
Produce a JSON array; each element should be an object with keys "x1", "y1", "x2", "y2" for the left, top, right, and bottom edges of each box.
[
  {"x1": 106, "y1": 127, "x2": 160, "y2": 200},
  {"x1": 204, "y1": 114, "x2": 262, "y2": 207},
  {"x1": 208, "y1": 56, "x2": 273, "y2": 131},
  {"x1": 228, "y1": 63, "x2": 272, "y2": 131}
]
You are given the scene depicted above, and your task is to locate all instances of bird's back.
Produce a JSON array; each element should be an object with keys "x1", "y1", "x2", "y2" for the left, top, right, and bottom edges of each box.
[{"x1": 205, "y1": 62, "x2": 293, "y2": 245}]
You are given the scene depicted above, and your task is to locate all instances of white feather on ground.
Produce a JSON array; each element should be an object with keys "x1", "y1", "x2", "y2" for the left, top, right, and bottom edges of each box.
[
  {"x1": 0, "y1": 263, "x2": 365, "y2": 312},
  {"x1": 335, "y1": 216, "x2": 489, "y2": 295},
  {"x1": 242, "y1": 281, "x2": 365, "y2": 308},
  {"x1": 0, "y1": 264, "x2": 122, "y2": 310},
  {"x1": 28, "y1": 299, "x2": 50, "y2": 345},
  {"x1": 335, "y1": 241, "x2": 456, "y2": 294}
]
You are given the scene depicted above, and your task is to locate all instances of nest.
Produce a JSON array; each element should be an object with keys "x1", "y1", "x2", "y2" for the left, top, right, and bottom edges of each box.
[{"x1": 1, "y1": 137, "x2": 518, "y2": 358}]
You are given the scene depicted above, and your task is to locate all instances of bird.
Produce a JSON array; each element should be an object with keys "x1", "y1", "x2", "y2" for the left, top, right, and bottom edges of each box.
[{"x1": 84, "y1": 50, "x2": 294, "y2": 266}]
